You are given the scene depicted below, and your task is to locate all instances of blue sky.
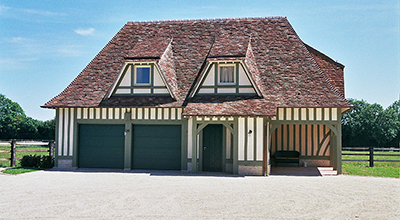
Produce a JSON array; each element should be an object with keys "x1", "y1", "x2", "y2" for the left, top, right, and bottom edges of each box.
[{"x1": 0, "y1": 0, "x2": 399, "y2": 121}]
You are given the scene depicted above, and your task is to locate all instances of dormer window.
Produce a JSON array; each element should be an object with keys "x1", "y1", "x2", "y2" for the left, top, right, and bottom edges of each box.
[
  {"x1": 219, "y1": 64, "x2": 235, "y2": 84},
  {"x1": 135, "y1": 66, "x2": 151, "y2": 85},
  {"x1": 109, "y1": 62, "x2": 172, "y2": 97}
]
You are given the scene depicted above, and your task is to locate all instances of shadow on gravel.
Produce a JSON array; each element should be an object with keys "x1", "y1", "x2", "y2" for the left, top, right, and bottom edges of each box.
[{"x1": 45, "y1": 168, "x2": 244, "y2": 178}]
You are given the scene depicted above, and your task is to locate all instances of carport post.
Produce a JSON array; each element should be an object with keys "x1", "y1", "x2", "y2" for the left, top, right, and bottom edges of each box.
[
  {"x1": 124, "y1": 112, "x2": 132, "y2": 170},
  {"x1": 191, "y1": 117, "x2": 198, "y2": 173}
]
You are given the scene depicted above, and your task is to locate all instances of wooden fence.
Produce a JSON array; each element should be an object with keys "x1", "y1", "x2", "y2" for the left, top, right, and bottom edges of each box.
[
  {"x1": 0, "y1": 140, "x2": 54, "y2": 167},
  {"x1": 342, "y1": 147, "x2": 400, "y2": 167}
]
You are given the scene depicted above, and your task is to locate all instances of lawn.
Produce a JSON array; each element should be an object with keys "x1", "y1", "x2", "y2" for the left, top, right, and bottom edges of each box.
[
  {"x1": 342, "y1": 150, "x2": 400, "y2": 178},
  {"x1": 0, "y1": 145, "x2": 49, "y2": 168}
]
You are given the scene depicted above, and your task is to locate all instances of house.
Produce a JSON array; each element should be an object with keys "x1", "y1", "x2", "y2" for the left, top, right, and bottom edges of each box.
[{"x1": 42, "y1": 17, "x2": 352, "y2": 175}]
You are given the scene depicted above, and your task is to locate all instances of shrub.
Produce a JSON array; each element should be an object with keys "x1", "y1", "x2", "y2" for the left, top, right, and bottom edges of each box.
[
  {"x1": 20, "y1": 155, "x2": 41, "y2": 168},
  {"x1": 40, "y1": 156, "x2": 54, "y2": 168},
  {"x1": 20, "y1": 155, "x2": 54, "y2": 169}
]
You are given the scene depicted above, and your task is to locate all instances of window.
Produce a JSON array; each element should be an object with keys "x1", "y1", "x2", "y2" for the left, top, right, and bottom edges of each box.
[
  {"x1": 219, "y1": 65, "x2": 235, "y2": 84},
  {"x1": 135, "y1": 66, "x2": 150, "y2": 84}
]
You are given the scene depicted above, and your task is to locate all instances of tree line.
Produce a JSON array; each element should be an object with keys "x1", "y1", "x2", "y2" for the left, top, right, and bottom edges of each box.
[
  {"x1": 1, "y1": 94, "x2": 399, "y2": 147},
  {"x1": 0, "y1": 94, "x2": 55, "y2": 140},
  {"x1": 342, "y1": 99, "x2": 400, "y2": 147}
]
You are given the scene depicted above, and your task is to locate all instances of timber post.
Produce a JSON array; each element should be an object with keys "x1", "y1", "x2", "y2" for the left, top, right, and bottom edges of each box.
[
  {"x1": 49, "y1": 141, "x2": 55, "y2": 157},
  {"x1": 369, "y1": 147, "x2": 374, "y2": 167},
  {"x1": 10, "y1": 140, "x2": 16, "y2": 167}
]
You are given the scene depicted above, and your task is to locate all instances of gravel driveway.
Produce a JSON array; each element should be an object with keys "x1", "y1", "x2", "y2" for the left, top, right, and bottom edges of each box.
[{"x1": 1, "y1": 169, "x2": 399, "y2": 219}]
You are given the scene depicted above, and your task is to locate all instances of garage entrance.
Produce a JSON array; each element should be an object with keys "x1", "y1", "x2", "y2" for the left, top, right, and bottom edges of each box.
[
  {"x1": 78, "y1": 124, "x2": 125, "y2": 168},
  {"x1": 132, "y1": 124, "x2": 181, "y2": 170}
]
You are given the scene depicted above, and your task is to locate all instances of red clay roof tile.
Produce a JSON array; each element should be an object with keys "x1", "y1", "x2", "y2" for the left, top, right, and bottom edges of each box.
[{"x1": 42, "y1": 17, "x2": 352, "y2": 116}]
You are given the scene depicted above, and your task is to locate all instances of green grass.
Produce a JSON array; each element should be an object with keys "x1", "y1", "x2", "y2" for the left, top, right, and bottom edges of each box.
[
  {"x1": 342, "y1": 150, "x2": 400, "y2": 178},
  {"x1": 0, "y1": 145, "x2": 49, "y2": 168},
  {"x1": 1, "y1": 167, "x2": 43, "y2": 175}
]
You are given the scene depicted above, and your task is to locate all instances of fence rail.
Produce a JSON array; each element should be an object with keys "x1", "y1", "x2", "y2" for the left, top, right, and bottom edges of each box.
[
  {"x1": 342, "y1": 147, "x2": 400, "y2": 167},
  {"x1": 0, "y1": 140, "x2": 54, "y2": 167}
]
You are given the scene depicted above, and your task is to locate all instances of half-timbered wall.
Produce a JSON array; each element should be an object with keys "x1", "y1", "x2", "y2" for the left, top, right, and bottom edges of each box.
[{"x1": 270, "y1": 124, "x2": 330, "y2": 158}]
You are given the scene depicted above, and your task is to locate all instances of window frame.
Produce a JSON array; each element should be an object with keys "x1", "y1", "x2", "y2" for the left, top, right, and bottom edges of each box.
[
  {"x1": 134, "y1": 65, "x2": 151, "y2": 85},
  {"x1": 218, "y1": 64, "x2": 236, "y2": 85}
]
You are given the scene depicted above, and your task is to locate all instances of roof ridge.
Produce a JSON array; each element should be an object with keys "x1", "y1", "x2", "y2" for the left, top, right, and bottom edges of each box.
[{"x1": 127, "y1": 16, "x2": 286, "y2": 24}]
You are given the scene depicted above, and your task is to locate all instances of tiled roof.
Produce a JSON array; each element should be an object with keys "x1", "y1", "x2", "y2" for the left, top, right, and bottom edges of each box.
[{"x1": 42, "y1": 16, "x2": 352, "y2": 116}]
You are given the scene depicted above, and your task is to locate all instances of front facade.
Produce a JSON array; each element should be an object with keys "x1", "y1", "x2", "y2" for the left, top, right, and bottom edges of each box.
[{"x1": 43, "y1": 17, "x2": 351, "y2": 175}]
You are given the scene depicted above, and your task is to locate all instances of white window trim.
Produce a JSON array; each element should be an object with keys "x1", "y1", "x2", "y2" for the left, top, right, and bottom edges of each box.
[
  {"x1": 218, "y1": 64, "x2": 236, "y2": 85},
  {"x1": 134, "y1": 65, "x2": 151, "y2": 85}
]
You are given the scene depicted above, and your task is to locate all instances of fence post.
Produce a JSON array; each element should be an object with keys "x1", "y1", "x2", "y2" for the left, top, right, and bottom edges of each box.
[
  {"x1": 369, "y1": 146, "x2": 374, "y2": 167},
  {"x1": 49, "y1": 141, "x2": 55, "y2": 157},
  {"x1": 10, "y1": 140, "x2": 16, "y2": 167}
]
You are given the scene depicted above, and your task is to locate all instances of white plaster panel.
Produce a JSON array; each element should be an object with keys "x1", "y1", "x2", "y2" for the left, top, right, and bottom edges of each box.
[
  {"x1": 171, "y1": 108, "x2": 176, "y2": 120},
  {"x1": 133, "y1": 88, "x2": 151, "y2": 94},
  {"x1": 69, "y1": 110, "x2": 74, "y2": 156},
  {"x1": 131, "y1": 108, "x2": 136, "y2": 119},
  {"x1": 286, "y1": 108, "x2": 292, "y2": 120},
  {"x1": 278, "y1": 108, "x2": 284, "y2": 120},
  {"x1": 203, "y1": 66, "x2": 215, "y2": 86},
  {"x1": 218, "y1": 88, "x2": 236, "y2": 93},
  {"x1": 153, "y1": 88, "x2": 168, "y2": 94},
  {"x1": 238, "y1": 66, "x2": 252, "y2": 86},
  {"x1": 76, "y1": 108, "x2": 81, "y2": 119},
  {"x1": 150, "y1": 108, "x2": 156, "y2": 120},
  {"x1": 177, "y1": 108, "x2": 182, "y2": 120},
  {"x1": 119, "y1": 65, "x2": 131, "y2": 86},
  {"x1": 58, "y1": 108, "x2": 63, "y2": 156},
  {"x1": 163, "y1": 108, "x2": 169, "y2": 120},
  {"x1": 187, "y1": 118, "x2": 193, "y2": 159},
  {"x1": 121, "y1": 108, "x2": 126, "y2": 119},
  {"x1": 256, "y1": 118, "x2": 264, "y2": 161},
  {"x1": 293, "y1": 108, "x2": 299, "y2": 120},
  {"x1": 83, "y1": 108, "x2": 88, "y2": 119},
  {"x1": 238, "y1": 117, "x2": 245, "y2": 161},
  {"x1": 238, "y1": 88, "x2": 255, "y2": 93},
  {"x1": 89, "y1": 108, "x2": 94, "y2": 119},
  {"x1": 108, "y1": 108, "x2": 113, "y2": 119},
  {"x1": 247, "y1": 117, "x2": 254, "y2": 161},
  {"x1": 316, "y1": 108, "x2": 322, "y2": 121},
  {"x1": 63, "y1": 108, "x2": 69, "y2": 156},
  {"x1": 95, "y1": 108, "x2": 100, "y2": 119},
  {"x1": 102, "y1": 108, "x2": 107, "y2": 119},
  {"x1": 324, "y1": 108, "x2": 330, "y2": 121},
  {"x1": 301, "y1": 108, "x2": 307, "y2": 120},
  {"x1": 115, "y1": 108, "x2": 120, "y2": 120},
  {"x1": 115, "y1": 89, "x2": 130, "y2": 94},
  {"x1": 153, "y1": 68, "x2": 164, "y2": 86},
  {"x1": 198, "y1": 88, "x2": 214, "y2": 94},
  {"x1": 308, "y1": 109, "x2": 314, "y2": 120},
  {"x1": 157, "y1": 108, "x2": 162, "y2": 120},
  {"x1": 137, "y1": 108, "x2": 143, "y2": 119},
  {"x1": 332, "y1": 108, "x2": 338, "y2": 121}
]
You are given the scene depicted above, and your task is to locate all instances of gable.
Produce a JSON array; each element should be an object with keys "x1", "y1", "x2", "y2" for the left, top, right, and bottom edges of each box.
[
  {"x1": 191, "y1": 61, "x2": 260, "y2": 97},
  {"x1": 108, "y1": 62, "x2": 172, "y2": 97}
]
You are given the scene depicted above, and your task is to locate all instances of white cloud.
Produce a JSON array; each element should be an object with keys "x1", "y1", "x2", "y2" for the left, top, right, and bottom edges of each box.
[
  {"x1": 74, "y1": 28, "x2": 95, "y2": 36},
  {"x1": 0, "y1": 5, "x2": 10, "y2": 14}
]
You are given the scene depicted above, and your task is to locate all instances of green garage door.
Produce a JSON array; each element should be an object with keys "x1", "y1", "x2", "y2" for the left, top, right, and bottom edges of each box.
[
  {"x1": 78, "y1": 124, "x2": 125, "y2": 169},
  {"x1": 132, "y1": 125, "x2": 181, "y2": 170}
]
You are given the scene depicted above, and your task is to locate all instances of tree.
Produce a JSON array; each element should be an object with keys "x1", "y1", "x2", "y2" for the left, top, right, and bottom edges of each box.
[
  {"x1": 387, "y1": 99, "x2": 400, "y2": 146},
  {"x1": 0, "y1": 93, "x2": 55, "y2": 140},
  {"x1": 342, "y1": 99, "x2": 400, "y2": 147},
  {"x1": 0, "y1": 94, "x2": 26, "y2": 139}
]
